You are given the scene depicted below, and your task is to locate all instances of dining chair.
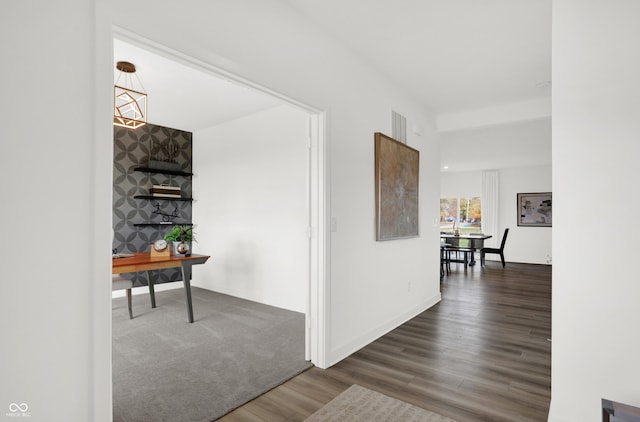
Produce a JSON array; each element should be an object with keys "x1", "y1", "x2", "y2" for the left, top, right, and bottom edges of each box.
[
  {"x1": 440, "y1": 244, "x2": 451, "y2": 278},
  {"x1": 481, "y1": 228, "x2": 509, "y2": 268},
  {"x1": 442, "y1": 240, "x2": 473, "y2": 273},
  {"x1": 112, "y1": 275, "x2": 134, "y2": 319},
  {"x1": 447, "y1": 247, "x2": 473, "y2": 267}
]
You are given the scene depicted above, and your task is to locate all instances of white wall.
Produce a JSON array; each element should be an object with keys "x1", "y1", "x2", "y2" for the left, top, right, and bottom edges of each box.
[
  {"x1": 111, "y1": 0, "x2": 442, "y2": 367},
  {"x1": 440, "y1": 117, "x2": 551, "y2": 173},
  {"x1": 192, "y1": 105, "x2": 309, "y2": 313},
  {"x1": 1, "y1": 2, "x2": 113, "y2": 421},
  {"x1": 9, "y1": 1, "x2": 444, "y2": 419},
  {"x1": 549, "y1": 1, "x2": 640, "y2": 421},
  {"x1": 499, "y1": 166, "x2": 552, "y2": 265},
  {"x1": 440, "y1": 170, "x2": 482, "y2": 199},
  {"x1": 441, "y1": 165, "x2": 552, "y2": 264}
]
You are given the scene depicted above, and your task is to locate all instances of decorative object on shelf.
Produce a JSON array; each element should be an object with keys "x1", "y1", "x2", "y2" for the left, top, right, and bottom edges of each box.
[
  {"x1": 152, "y1": 203, "x2": 180, "y2": 222},
  {"x1": 147, "y1": 137, "x2": 181, "y2": 171},
  {"x1": 374, "y1": 132, "x2": 420, "y2": 241},
  {"x1": 134, "y1": 166, "x2": 193, "y2": 177},
  {"x1": 517, "y1": 192, "x2": 552, "y2": 227},
  {"x1": 147, "y1": 159, "x2": 181, "y2": 172},
  {"x1": 163, "y1": 225, "x2": 194, "y2": 257},
  {"x1": 150, "y1": 239, "x2": 170, "y2": 258},
  {"x1": 114, "y1": 61, "x2": 147, "y2": 129}
]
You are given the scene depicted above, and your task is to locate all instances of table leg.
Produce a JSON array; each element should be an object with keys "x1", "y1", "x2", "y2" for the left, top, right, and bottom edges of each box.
[
  {"x1": 181, "y1": 263, "x2": 194, "y2": 323},
  {"x1": 468, "y1": 239, "x2": 482, "y2": 266},
  {"x1": 147, "y1": 270, "x2": 157, "y2": 308}
]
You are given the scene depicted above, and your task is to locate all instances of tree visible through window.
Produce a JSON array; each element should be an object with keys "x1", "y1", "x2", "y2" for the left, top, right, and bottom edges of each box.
[{"x1": 440, "y1": 197, "x2": 482, "y2": 234}]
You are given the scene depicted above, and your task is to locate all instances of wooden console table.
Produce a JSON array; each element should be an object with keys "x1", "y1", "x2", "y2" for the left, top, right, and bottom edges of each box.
[{"x1": 112, "y1": 253, "x2": 210, "y2": 323}]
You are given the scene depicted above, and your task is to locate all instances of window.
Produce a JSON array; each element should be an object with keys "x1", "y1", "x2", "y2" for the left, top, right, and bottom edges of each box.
[{"x1": 440, "y1": 197, "x2": 482, "y2": 234}]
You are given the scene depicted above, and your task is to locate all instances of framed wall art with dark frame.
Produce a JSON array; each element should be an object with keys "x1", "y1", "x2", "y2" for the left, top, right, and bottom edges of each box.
[
  {"x1": 602, "y1": 398, "x2": 640, "y2": 422},
  {"x1": 374, "y1": 132, "x2": 420, "y2": 241},
  {"x1": 517, "y1": 192, "x2": 552, "y2": 227}
]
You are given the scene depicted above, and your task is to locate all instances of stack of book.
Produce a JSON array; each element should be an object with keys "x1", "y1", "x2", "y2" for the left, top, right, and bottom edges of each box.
[{"x1": 150, "y1": 185, "x2": 181, "y2": 198}]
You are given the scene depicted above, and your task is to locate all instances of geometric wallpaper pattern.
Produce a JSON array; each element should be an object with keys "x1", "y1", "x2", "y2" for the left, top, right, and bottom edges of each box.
[{"x1": 113, "y1": 123, "x2": 193, "y2": 287}]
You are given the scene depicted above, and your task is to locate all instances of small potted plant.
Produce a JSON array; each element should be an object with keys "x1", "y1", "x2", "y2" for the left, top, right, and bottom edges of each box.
[{"x1": 163, "y1": 225, "x2": 194, "y2": 257}]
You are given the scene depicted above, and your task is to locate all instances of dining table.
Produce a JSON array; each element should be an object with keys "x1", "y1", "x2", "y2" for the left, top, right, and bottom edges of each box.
[
  {"x1": 440, "y1": 233, "x2": 492, "y2": 266},
  {"x1": 112, "y1": 252, "x2": 210, "y2": 323}
]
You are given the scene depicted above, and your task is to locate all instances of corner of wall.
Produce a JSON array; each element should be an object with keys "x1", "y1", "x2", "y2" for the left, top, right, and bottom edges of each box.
[{"x1": 326, "y1": 293, "x2": 442, "y2": 367}]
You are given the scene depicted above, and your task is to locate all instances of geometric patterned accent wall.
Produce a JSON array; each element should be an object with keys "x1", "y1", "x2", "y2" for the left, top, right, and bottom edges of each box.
[{"x1": 113, "y1": 123, "x2": 193, "y2": 287}]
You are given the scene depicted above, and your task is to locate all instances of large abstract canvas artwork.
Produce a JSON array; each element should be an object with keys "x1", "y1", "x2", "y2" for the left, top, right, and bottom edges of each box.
[{"x1": 374, "y1": 132, "x2": 420, "y2": 240}]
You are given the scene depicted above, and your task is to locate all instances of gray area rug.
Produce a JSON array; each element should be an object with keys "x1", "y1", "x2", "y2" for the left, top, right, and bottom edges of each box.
[
  {"x1": 112, "y1": 287, "x2": 312, "y2": 422},
  {"x1": 304, "y1": 385, "x2": 458, "y2": 422}
]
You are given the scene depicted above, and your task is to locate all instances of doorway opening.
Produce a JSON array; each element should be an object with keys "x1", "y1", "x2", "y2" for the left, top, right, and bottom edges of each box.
[{"x1": 109, "y1": 28, "x2": 326, "y2": 418}]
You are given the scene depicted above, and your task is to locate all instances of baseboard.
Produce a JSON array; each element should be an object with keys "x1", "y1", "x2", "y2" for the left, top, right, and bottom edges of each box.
[
  {"x1": 483, "y1": 257, "x2": 552, "y2": 266},
  {"x1": 111, "y1": 282, "x2": 182, "y2": 298},
  {"x1": 546, "y1": 400, "x2": 574, "y2": 422},
  {"x1": 326, "y1": 292, "x2": 442, "y2": 368}
]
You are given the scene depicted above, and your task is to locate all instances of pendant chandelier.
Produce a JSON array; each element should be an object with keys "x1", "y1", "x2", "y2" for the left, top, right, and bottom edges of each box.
[{"x1": 114, "y1": 61, "x2": 147, "y2": 129}]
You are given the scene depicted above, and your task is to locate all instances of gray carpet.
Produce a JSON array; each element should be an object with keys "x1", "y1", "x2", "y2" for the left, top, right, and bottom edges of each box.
[
  {"x1": 112, "y1": 286, "x2": 312, "y2": 422},
  {"x1": 304, "y1": 385, "x2": 458, "y2": 422}
]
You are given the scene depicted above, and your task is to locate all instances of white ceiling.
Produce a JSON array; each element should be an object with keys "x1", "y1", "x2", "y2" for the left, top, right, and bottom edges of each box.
[
  {"x1": 284, "y1": 0, "x2": 551, "y2": 115},
  {"x1": 114, "y1": 1, "x2": 552, "y2": 172},
  {"x1": 113, "y1": 39, "x2": 284, "y2": 132}
]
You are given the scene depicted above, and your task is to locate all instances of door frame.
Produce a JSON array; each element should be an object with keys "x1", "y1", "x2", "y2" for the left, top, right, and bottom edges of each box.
[{"x1": 109, "y1": 27, "x2": 328, "y2": 366}]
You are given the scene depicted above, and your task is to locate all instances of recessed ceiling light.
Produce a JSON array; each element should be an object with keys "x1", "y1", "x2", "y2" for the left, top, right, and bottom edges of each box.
[{"x1": 443, "y1": 165, "x2": 449, "y2": 170}]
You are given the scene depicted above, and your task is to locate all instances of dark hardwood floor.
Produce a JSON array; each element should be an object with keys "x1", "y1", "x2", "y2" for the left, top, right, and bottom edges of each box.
[{"x1": 218, "y1": 261, "x2": 551, "y2": 421}]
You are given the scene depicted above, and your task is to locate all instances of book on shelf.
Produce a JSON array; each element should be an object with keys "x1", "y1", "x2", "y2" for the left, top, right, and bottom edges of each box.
[
  {"x1": 150, "y1": 186, "x2": 182, "y2": 196},
  {"x1": 152, "y1": 184, "x2": 180, "y2": 191},
  {"x1": 151, "y1": 193, "x2": 183, "y2": 198},
  {"x1": 149, "y1": 189, "x2": 181, "y2": 196}
]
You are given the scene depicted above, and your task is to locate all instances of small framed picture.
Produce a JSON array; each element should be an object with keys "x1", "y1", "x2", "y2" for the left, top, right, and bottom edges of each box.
[
  {"x1": 602, "y1": 398, "x2": 640, "y2": 422},
  {"x1": 517, "y1": 192, "x2": 552, "y2": 227}
]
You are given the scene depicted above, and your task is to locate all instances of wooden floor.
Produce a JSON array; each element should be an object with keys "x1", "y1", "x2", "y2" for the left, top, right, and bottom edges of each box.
[{"x1": 218, "y1": 261, "x2": 551, "y2": 422}]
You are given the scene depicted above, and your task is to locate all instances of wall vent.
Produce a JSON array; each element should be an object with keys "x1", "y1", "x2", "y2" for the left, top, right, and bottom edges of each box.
[{"x1": 391, "y1": 110, "x2": 407, "y2": 143}]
